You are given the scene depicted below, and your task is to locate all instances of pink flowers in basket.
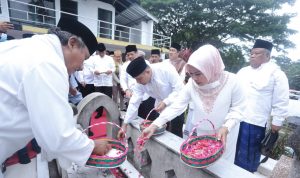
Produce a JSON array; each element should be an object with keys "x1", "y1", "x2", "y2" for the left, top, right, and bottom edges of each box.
[{"x1": 182, "y1": 138, "x2": 223, "y2": 159}]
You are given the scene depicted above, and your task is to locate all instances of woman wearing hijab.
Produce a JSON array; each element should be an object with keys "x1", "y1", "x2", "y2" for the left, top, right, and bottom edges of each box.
[{"x1": 142, "y1": 44, "x2": 246, "y2": 162}]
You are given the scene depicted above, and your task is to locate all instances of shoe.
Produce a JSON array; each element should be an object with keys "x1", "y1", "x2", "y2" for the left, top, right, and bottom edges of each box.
[
  {"x1": 95, "y1": 112, "x2": 102, "y2": 119},
  {"x1": 89, "y1": 130, "x2": 94, "y2": 137}
]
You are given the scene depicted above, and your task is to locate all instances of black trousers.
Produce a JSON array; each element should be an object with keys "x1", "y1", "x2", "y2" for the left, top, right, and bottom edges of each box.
[
  {"x1": 78, "y1": 84, "x2": 95, "y2": 98},
  {"x1": 95, "y1": 86, "x2": 113, "y2": 114},
  {"x1": 138, "y1": 97, "x2": 155, "y2": 119}
]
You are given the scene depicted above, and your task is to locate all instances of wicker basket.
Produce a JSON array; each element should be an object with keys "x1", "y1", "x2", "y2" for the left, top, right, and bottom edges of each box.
[
  {"x1": 139, "y1": 109, "x2": 167, "y2": 135},
  {"x1": 180, "y1": 119, "x2": 224, "y2": 168},
  {"x1": 83, "y1": 122, "x2": 128, "y2": 168}
]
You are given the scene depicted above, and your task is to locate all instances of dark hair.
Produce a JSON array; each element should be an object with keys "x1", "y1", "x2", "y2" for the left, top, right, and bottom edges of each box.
[{"x1": 48, "y1": 26, "x2": 85, "y2": 49}]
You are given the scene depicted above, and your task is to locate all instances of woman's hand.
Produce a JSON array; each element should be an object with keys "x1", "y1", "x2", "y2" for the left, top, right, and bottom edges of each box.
[
  {"x1": 142, "y1": 124, "x2": 158, "y2": 139},
  {"x1": 217, "y1": 126, "x2": 229, "y2": 146}
]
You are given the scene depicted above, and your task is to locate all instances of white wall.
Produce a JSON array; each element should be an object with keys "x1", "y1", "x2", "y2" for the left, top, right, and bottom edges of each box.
[
  {"x1": 141, "y1": 20, "x2": 153, "y2": 46},
  {"x1": 0, "y1": 0, "x2": 10, "y2": 21},
  {"x1": 78, "y1": 0, "x2": 115, "y2": 37},
  {"x1": 55, "y1": 0, "x2": 115, "y2": 37}
]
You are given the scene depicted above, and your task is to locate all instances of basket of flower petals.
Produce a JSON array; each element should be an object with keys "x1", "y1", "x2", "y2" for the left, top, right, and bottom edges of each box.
[
  {"x1": 83, "y1": 122, "x2": 128, "y2": 168},
  {"x1": 139, "y1": 109, "x2": 167, "y2": 135},
  {"x1": 180, "y1": 119, "x2": 224, "y2": 168}
]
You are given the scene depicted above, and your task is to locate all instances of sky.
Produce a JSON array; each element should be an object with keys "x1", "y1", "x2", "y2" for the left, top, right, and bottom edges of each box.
[{"x1": 283, "y1": 1, "x2": 300, "y2": 61}]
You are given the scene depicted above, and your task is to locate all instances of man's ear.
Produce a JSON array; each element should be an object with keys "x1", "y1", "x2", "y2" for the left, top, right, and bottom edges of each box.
[{"x1": 67, "y1": 36, "x2": 78, "y2": 49}]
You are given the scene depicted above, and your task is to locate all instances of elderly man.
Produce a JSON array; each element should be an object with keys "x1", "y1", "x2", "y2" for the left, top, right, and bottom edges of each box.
[
  {"x1": 235, "y1": 39, "x2": 289, "y2": 172},
  {"x1": 118, "y1": 57, "x2": 185, "y2": 138},
  {"x1": 0, "y1": 18, "x2": 111, "y2": 178}
]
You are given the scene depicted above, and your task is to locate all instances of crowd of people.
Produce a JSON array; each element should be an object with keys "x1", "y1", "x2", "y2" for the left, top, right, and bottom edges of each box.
[{"x1": 0, "y1": 17, "x2": 290, "y2": 178}]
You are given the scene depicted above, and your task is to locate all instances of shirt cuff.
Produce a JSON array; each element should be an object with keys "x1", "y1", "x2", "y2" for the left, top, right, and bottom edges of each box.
[
  {"x1": 81, "y1": 139, "x2": 95, "y2": 166},
  {"x1": 163, "y1": 99, "x2": 170, "y2": 106},
  {"x1": 152, "y1": 119, "x2": 166, "y2": 128},
  {"x1": 272, "y1": 116, "x2": 285, "y2": 126},
  {"x1": 223, "y1": 119, "x2": 237, "y2": 132}
]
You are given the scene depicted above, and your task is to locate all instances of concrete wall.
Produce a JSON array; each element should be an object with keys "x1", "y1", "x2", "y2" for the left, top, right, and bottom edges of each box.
[
  {"x1": 0, "y1": 0, "x2": 10, "y2": 21},
  {"x1": 126, "y1": 118, "x2": 260, "y2": 178},
  {"x1": 141, "y1": 20, "x2": 153, "y2": 46}
]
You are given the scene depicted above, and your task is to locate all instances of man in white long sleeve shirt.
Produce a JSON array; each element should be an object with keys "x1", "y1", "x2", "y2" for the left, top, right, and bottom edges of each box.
[
  {"x1": 118, "y1": 57, "x2": 185, "y2": 138},
  {"x1": 91, "y1": 43, "x2": 115, "y2": 118},
  {"x1": 163, "y1": 43, "x2": 186, "y2": 81},
  {"x1": 120, "y1": 45, "x2": 154, "y2": 119},
  {"x1": 235, "y1": 39, "x2": 289, "y2": 172},
  {"x1": 77, "y1": 56, "x2": 95, "y2": 97},
  {"x1": 0, "y1": 18, "x2": 111, "y2": 178}
]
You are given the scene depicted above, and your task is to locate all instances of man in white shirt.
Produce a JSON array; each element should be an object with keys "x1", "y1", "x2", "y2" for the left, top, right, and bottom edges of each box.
[
  {"x1": 0, "y1": 17, "x2": 111, "y2": 178},
  {"x1": 77, "y1": 56, "x2": 95, "y2": 98},
  {"x1": 118, "y1": 57, "x2": 185, "y2": 138},
  {"x1": 235, "y1": 39, "x2": 289, "y2": 172},
  {"x1": 163, "y1": 43, "x2": 186, "y2": 81},
  {"x1": 120, "y1": 45, "x2": 154, "y2": 119},
  {"x1": 149, "y1": 49, "x2": 161, "y2": 63},
  {"x1": 91, "y1": 43, "x2": 115, "y2": 118}
]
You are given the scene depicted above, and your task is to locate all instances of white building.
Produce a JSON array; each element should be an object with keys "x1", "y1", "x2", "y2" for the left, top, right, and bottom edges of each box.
[{"x1": 0, "y1": 0, "x2": 170, "y2": 50}]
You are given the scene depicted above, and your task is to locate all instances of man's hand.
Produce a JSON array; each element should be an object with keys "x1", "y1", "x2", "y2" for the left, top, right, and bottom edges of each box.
[
  {"x1": 117, "y1": 124, "x2": 128, "y2": 140},
  {"x1": 94, "y1": 70, "x2": 101, "y2": 75},
  {"x1": 155, "y1": 102, "x2": 166, "y2": 113},
  {"x1": 125, "y1": 89, "x2": 132, "y2": 98},
  {"x1": 92, "y1": 139, "x2": 112, "y2": 156},
  {"x1": 0, "y1": 21, "x2": 14, "y2": 33},
  {"x1": 217, "y1": 126, "x2": 229, "y2": 147},
  {"x1": 69, "y1": 87, "x2": 77, "y2": 96},
  {"x1": 142, "y1": 124, "x2": 158, "y2": 139},
  {"x1": 105, "y1": 70, "x2": 112, "y2": 75},
  {"x1": 271, "y1": 124, "x2": 281, "y2": 133}
]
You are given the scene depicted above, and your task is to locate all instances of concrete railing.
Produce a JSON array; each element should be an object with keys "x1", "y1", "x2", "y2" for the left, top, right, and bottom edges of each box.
[
  {"x1": 63, "y1": 93, "x2": 267, "y2": 178},
  {"x1": 125, "y1": 118, "x2": 260, "y2": 178}
]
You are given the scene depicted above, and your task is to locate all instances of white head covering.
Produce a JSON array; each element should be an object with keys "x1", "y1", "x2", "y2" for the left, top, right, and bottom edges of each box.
[
  {"x1": 187, "y1": 44, "x2": 228, "y2": 113},
  {"x1": 187, "y1": 44, "x2": 225, "y2": 83}
]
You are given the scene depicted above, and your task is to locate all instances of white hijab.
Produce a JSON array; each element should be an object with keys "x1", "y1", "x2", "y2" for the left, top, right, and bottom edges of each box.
[
  {"x1": 187, "y1": 44, "x2": 225, "y2": 83},
  {"x1": 187, "y1": 44, "x2": 228, "y2": 113}
]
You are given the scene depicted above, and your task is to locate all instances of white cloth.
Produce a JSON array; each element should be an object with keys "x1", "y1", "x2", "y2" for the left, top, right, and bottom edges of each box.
[
  {"x1": 0, "y1": 34, "x2": 94, "y2": 169},
  {"x1": 3, "y1": 158, "x2": 37, "y2": 178},
  {"x1": 91, "y1": 55, "x2": 115, "y2": 87},
  {"x1": 124, "y1": 63, "x2": 184, "y2": 124},
  {"x1": 237, "y1": 62, "x2": 289, "y2": 127},
  {"x1": 77, "y1": 57, "x2": 94, "y2": 84},
  {"x1": 163, "y1": 59, "x2": 186, "y2": 82},
  {"x1": 153, "y1": 72, "x2": 246, "y2": 162},
  {"x1": 119, "y1": 60, "x2": 149, "y2": 101},
  {"x1": 120, "y1": 61, "x2": 135, "y2": 91}
]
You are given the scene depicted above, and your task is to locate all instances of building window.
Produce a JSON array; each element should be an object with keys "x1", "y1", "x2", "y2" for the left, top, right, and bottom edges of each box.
[
  {"x1": 98, "y1": 8, "x2": 112, "y2": 39},
  {"x1": 60, "y1": 0, "x2": 77, "y2": 20},
  {"x1": 8, "y1": 0, "x2": 55, "y2": 27}
]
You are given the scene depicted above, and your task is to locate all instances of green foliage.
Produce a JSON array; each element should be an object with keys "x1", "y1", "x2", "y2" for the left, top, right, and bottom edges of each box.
[
  {"x1": 140, "y1": 0, "x2": 297, "y2": 74},
  {"x1": 273, "y1": 56, "x2": 300, "y2": 90}
]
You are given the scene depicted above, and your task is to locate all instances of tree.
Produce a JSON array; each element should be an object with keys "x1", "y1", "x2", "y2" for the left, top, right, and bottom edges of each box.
[{"x1": 140, "y1": 0, "x2": 297, "y2": 73}]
